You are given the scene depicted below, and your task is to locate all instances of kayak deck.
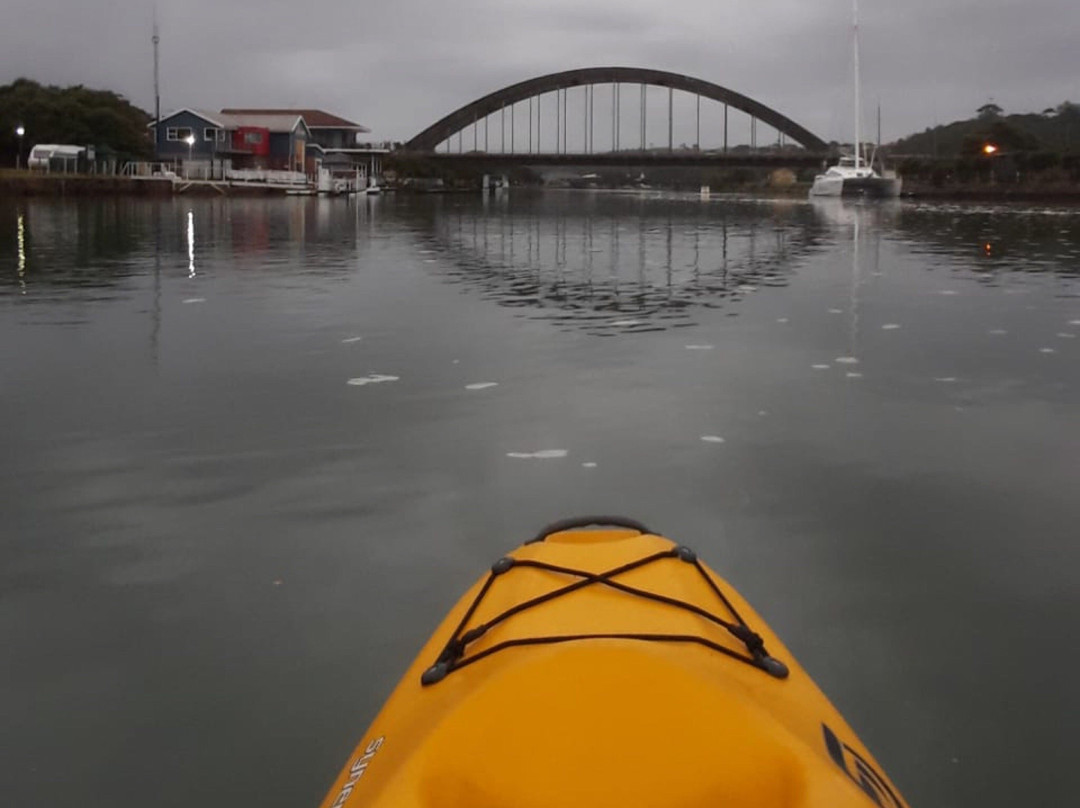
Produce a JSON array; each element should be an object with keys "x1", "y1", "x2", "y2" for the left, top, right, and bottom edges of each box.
[{"x1": 319, "y1": 522, "x2": 908, "y2": 808}]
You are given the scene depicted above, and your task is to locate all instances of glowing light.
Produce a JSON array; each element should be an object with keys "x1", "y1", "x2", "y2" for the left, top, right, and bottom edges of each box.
[
  {"x1": 186, "y1": 210, "x2": 195, "y2": 277},
  {"x1": 983, "y1": 143, "x2": 998, "y2": 155}
]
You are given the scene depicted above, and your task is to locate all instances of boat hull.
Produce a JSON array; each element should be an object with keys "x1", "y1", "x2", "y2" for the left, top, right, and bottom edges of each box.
[
  {"x1": 809, "y1": 175, "x2": 844, "y2": 197},
  {"x1": 811, "y1": 175, "x2": 901, "y2": 199},
  {"x1": 840, "y1": 175, "x2": 902, "y2": 198},
  {"x1": 318, "y1": 523, "x2": 910, "y2": 808}
]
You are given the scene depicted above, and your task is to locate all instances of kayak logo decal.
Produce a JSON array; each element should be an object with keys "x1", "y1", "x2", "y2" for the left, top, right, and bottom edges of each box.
[
  {"x1": 822, "y1": 724, "x2": 905, "y2": 808},
  {"x1": 330, "y1": 736, "x2": 384, "y2": 808}
]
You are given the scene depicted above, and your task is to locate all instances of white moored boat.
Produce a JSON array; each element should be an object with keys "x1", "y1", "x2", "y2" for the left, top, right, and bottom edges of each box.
[
  {"x1": 810, "y1": 156, "x2": 901, "y2": 198},
  {"x1": 810, "y1": 1, "x2": 901, "y2": 199}
]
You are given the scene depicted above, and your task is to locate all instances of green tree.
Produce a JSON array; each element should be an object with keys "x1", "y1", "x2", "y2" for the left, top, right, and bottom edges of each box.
[
  {"x1": 961, "y1": 120, "x2": 1043, "y2": 155},
  {"x1": 0, "y1": 78, "x2": 152, "y2": 166}
]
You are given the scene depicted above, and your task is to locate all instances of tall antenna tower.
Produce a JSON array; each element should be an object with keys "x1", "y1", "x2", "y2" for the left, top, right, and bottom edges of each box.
[{"x1": 152, "y1": 7, "x2": 161, "y2": 126}]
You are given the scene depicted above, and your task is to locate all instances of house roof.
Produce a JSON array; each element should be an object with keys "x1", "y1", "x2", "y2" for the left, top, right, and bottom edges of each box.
[
  {"x1": 216, "y1": 112, "x2": 308, "y2": 133},
  {"x1": 148, "y1": 108, "x2": 226, "y2": 128},
  {"x1": 150, "y1": 109, "x2": 318, "y2": 135},
  {"x1": 221, "y1": 108, "x2": 370, "y2": 132}
]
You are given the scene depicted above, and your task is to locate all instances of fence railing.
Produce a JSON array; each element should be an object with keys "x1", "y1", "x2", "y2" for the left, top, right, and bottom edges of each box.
[
  {"x1": 225, "y1": 169, "x2": 308, "y2": 186},
  {"x1": 120, "y1": 161, "x2": 179, "y2": 178},
  {"x1": 118, "y1": 162, "x2": 311, "y2": 185}
]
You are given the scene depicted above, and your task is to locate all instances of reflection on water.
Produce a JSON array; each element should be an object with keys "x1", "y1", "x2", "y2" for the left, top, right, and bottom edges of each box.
[
  {"x1": 893, "y1": 203, "x2": 1080, "y2": 278},
  {"x1": 187, "y1": 210, "x2": 196, "y2": 278},
  {"x1": 0, "y1": 198, "x2": 377, "y2": 306},
  {"x1": 4, "y1": 194, "x2": 1078, "y2": 309},
  {"x1": 16, "y1": 212, "x2": 26, "y2": 294},
  {"x1": 412, "y1": 193, "x2": 818, "y2": 334}
]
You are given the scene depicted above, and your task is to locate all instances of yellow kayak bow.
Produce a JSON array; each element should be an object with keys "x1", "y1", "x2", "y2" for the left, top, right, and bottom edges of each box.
[{"x1": 319, "y1": 517, "x2": 909, "y2": 808}]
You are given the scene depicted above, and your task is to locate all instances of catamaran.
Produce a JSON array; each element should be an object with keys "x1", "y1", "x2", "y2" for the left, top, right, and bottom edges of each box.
[{"x1": 810, "y1": 1, "x2": 901, "y2": 198}]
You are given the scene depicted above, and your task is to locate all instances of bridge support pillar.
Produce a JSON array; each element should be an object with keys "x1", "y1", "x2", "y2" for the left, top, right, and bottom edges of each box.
[
  {"x1": 668, "y1": 86, "x2": 673, "y2": 152},
  {"x1": 724, "y1": 104, "x2": 728, "y2": 153},
  {"x1": 562, "y1": 89, "x2": 568, "y2": 154},
  {"x1": 555, "y1": 89, "x2": 560, "y2": 154},
  {"x1": 640, "y1": 83, "x2": 646, "y2": 150}
]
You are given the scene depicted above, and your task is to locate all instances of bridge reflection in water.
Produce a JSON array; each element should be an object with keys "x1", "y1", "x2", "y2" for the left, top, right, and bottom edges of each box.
[{"x1": 410, "y1": 193, "x2": 822, "y2": 335}]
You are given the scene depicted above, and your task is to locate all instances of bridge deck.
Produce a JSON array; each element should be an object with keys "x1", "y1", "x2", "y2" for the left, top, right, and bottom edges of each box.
[{"x1": 399, "y1": 151, "x2": 832, "y2": 168}]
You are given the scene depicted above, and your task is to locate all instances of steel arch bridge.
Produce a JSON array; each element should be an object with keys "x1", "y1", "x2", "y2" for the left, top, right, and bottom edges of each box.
[{"x1": 405, "y1": 66, "x2": 829, "y2": 156}]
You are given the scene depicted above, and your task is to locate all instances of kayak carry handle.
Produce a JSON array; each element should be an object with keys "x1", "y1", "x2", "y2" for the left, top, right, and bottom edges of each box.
[{"x1": 528, "y1": 516, "x2": 654, "y2": 544}]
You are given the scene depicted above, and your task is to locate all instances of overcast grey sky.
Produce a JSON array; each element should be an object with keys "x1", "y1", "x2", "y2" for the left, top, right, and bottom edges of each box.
[{"x1": 2, "y1": 0, "x2": 1077, "y2": 145}]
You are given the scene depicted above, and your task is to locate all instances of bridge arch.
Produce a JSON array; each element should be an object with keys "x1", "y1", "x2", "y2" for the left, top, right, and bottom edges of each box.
[{"x1": 405, "y1": 66, "x2": 827, "y2": 153}]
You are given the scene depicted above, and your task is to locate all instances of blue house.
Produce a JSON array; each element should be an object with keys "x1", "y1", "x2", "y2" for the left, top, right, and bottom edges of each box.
[{"x1": 149, "y1": 109, "x2": 312, "y2": 178}]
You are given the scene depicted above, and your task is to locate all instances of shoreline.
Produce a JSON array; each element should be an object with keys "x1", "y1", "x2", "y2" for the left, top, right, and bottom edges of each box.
[
  {"x1": 0, "y1": 171, "x2": 301, "y2": 198},
  {"x1": 4, "y1": 171, "x2": 1080, "y2": 205},
  {"x1": 899, "y1": 183, "x2": 1080, "y2": 203}
]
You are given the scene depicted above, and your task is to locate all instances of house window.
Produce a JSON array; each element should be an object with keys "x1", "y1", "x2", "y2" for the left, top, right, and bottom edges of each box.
[
  {"x1": 166, "y1": 127, "x2": 193, "y2": 142},
  {"x1": 204, "y1": 128, "x2": 221, "y2": 142},
  {"x1": 244, "y1": 131, "x2": 264, "y2": 145}
]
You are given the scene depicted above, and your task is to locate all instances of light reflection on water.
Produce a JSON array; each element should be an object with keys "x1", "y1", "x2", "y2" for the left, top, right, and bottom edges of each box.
[{"x1": 187, "y1": 209, "x2": 196, "y2": 278}]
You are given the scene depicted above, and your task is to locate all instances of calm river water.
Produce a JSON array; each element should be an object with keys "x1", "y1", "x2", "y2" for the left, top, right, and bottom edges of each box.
[{"x1": 1, "y1": 191, "x2": 1078, "y2": 807}]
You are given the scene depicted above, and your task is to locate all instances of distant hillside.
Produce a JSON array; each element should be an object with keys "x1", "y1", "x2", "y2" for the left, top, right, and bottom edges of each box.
[
  {"x1": 893, "y1": 102, "x2": 1080, "y2": 156},
  {"x1": 0, "y1": 78, "x2": 152, "y2": 164}
]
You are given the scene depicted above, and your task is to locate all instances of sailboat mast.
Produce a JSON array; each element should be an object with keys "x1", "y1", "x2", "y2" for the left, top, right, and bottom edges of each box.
[
  {"x1": 853, "y1": 0, "x2": 861, "y2": 170},
  {"x1": 152, "y1": 6, "x2": 161, "y2": 127}
]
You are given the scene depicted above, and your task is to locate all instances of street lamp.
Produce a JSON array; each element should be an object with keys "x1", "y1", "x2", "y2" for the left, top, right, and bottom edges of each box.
[
  {"x1": 983, "y1": 143, "x2": 1001, "y2": 185},
  {"x1": 185, "y1": 134, "x2": 195, "y2": 178},
  {"x1": 15, "y1": 125, "x2": 25, "y2": 170}
]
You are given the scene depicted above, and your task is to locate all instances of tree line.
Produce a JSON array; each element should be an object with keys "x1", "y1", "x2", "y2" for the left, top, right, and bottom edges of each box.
[
  {"x1": 0, "y1": 78, "x2": 152, "y2": 166},
  {"x1": 892, "y1": 101, "x2": 1080, "y2": 157}
]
